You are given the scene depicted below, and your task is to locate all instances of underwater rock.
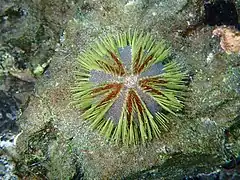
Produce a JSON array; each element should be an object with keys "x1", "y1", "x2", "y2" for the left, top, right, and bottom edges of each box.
[
  {"x1": 0, "y1": 91, "x2": 19, "y2": 134},
  {"x1": 185, "y1": 155, "x2": 240, "y2": 180},
  {"x1": 0, "y1": 155, "x2": 18, "y2": 180}
]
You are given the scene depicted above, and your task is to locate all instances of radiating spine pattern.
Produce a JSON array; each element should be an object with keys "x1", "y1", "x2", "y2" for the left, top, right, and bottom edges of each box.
[{"x1": 72, "y1": 31, "x2": 187, "y2": 145}]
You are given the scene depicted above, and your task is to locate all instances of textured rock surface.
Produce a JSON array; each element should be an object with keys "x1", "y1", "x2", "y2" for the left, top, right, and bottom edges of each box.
[
  {"x1": 0, "y1": 0, "x2": 239, "y2": 179},
  {"x1": 0, "y1": 91, "x2": 19, "y2": 133},
  {"x1": 0, "y1": 0, "x2": 81, "y2": 179}
]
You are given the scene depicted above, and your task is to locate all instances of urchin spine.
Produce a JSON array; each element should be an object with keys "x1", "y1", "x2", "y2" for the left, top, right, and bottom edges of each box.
[{"x1": 72, "y1": 31, "x2": 187, "y2": 145}]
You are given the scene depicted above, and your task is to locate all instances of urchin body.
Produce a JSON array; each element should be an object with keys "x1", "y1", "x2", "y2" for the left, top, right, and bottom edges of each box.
[{"x1": 72, "y1": 31, "x2": 186, "y2": 145}]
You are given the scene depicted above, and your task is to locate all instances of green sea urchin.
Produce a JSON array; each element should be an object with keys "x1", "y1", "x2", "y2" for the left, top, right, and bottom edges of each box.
[{"x1": 72, "y1": 31, "x2": 187, "y2": 145}]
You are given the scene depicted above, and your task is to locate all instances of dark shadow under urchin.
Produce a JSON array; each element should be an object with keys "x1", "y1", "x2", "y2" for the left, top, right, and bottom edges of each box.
[{"x1": 72, "y1": 31, "x2": 188, "y2": 145}]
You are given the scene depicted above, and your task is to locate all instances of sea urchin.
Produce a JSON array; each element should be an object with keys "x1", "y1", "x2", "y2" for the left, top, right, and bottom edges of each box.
[{"x1": 72, "y1": 31, "x2": 187, "y2": 145}]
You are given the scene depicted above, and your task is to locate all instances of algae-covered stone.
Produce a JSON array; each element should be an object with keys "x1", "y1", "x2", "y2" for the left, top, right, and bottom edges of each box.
[
  {"x1": 0, "y1": 50, "x2": 15, "y2": 77},
  {"x1": 0, "y1": 91, "x2": 19, "y2": 133},
  {"x1": 16, "y1": 121, "x2": 77, "y2": 179},
  {"x1": 0, "y1": 0, "x2": 78, "y2": 80},
  {"x1": 14, "y1": 0, "x2": 240, "y2": 179}
]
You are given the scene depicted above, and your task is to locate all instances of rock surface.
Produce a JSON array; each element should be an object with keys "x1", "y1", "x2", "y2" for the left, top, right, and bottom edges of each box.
[{"x1": 0, "y1": 0, "x2": 240, "y2": 179}]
